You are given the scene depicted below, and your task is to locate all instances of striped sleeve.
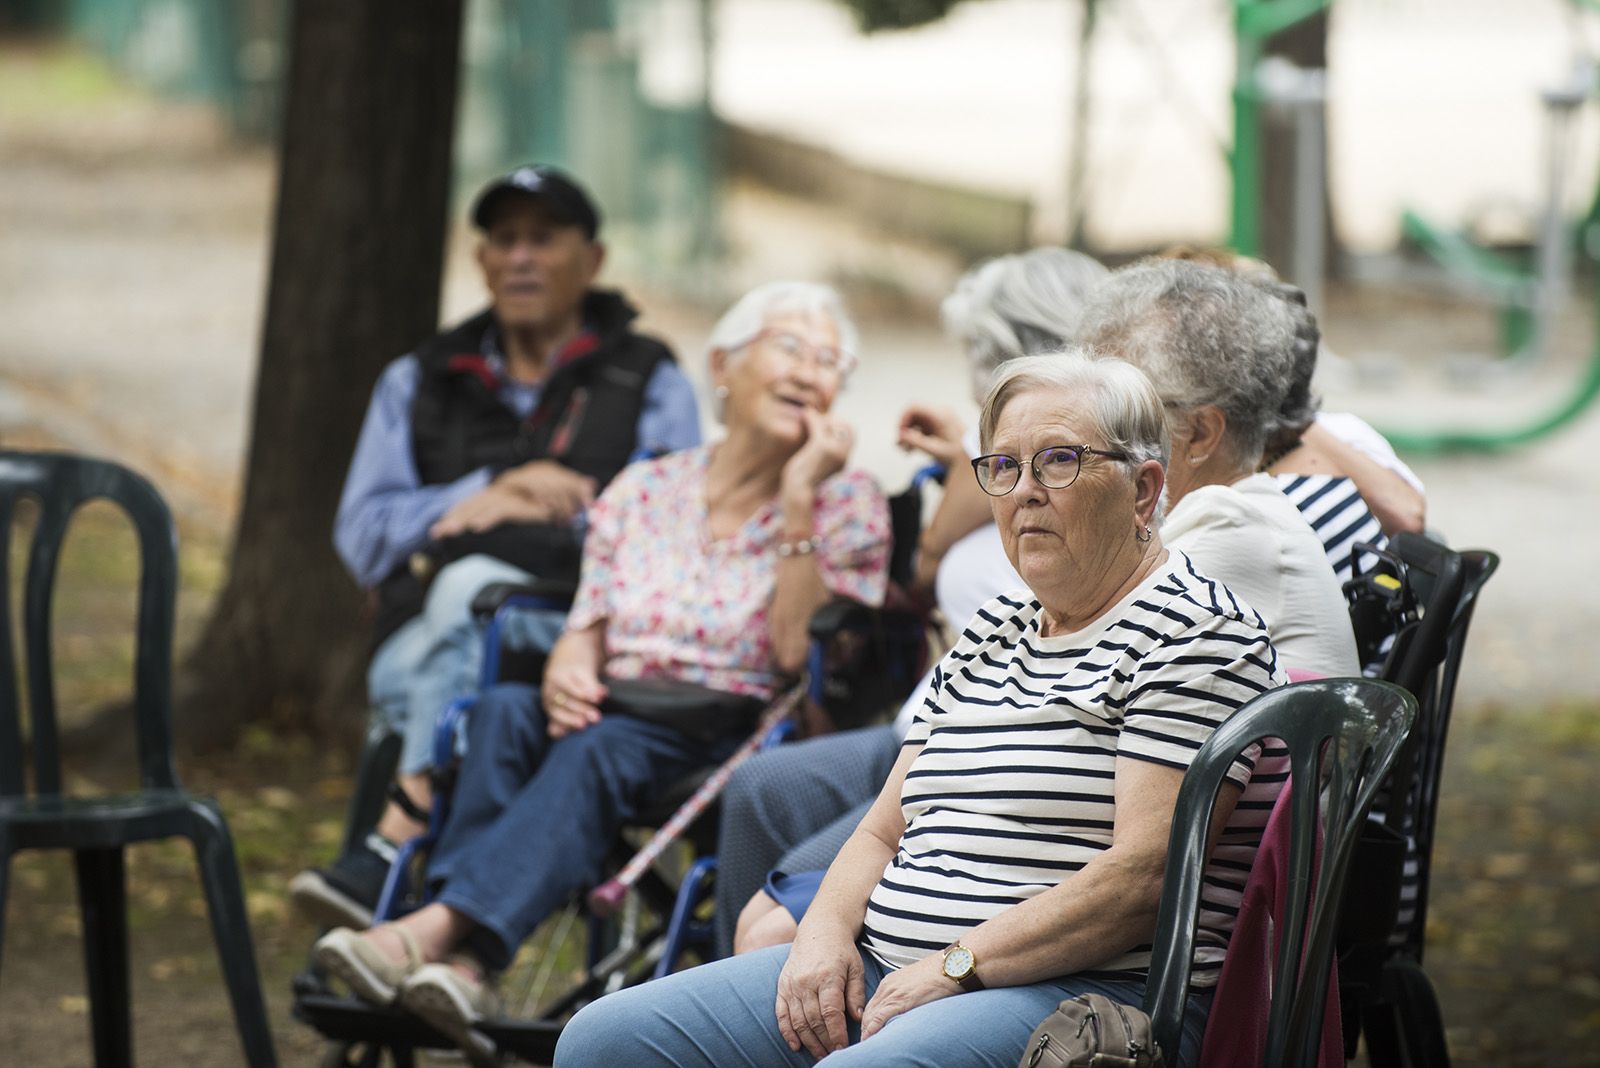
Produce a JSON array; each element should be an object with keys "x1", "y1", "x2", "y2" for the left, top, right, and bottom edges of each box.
[{"x1": 1118, "y1": 615, "x2": 1279, "y2": 788}]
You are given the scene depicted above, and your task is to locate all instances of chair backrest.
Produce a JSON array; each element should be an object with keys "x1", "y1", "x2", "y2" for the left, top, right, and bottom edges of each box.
[
  {"x1": 1143, "y1": 679, "x2": 1417, "y2": 1067},
  {"x1": 1400, "y1": 545, "x2": 1498, "y2": 957},
  {"x1": 0, "y1": 450, "x2": 180, "y2": 797}
]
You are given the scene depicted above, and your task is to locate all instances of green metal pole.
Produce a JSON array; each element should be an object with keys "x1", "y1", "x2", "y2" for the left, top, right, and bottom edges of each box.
[
  {"x1": 1230, "y1": 8, "x2": 1262, "y2": 254},
  {"x1": 1230, "y1": 0, "x2": 1331, "y2": 255}
]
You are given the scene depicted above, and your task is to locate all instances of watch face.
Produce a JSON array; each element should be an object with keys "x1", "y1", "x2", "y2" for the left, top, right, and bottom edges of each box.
[{"x1": 943, "y1": 946, "x2": 974, "y2": 979}]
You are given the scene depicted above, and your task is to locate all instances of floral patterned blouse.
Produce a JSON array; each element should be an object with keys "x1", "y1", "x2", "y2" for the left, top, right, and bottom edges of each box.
[{"x1": 566, "y1": 445, "x2": 891, "y2": 700}]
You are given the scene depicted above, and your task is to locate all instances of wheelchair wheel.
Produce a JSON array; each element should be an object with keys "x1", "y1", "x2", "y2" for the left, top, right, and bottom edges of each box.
[{"x1": 500, "y1": 899, "x2": 593, "y2": 1018}]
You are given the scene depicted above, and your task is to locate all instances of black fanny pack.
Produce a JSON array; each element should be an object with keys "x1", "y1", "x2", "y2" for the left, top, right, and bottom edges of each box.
[{"x1": 600, "y1": 677, "x2": 764, "y2": 743}]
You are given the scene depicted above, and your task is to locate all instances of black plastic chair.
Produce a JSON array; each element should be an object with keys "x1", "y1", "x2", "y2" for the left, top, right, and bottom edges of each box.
[
  {"x1": 1338, "y1": 535, "x2": 1499, "y2": 1068},
  {"x1": 0, "y1": 450, "x2": 276, "y2": 1068},
  {"x1": 1143, "y1": 678, "x2": 1418, "y2": 1068}
]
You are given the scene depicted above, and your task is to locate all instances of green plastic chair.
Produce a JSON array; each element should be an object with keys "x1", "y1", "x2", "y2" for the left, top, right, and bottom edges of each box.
[
  {"x1": 0, "y1": 450, "x2": 276, "y2": 1068},
  {"x1": 1142, "y1": 678, "x2": 1418, "y2": 1068}
]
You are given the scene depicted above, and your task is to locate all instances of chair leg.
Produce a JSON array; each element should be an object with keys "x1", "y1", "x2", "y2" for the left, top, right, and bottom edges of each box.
[
  {"x1": 1384, "y1": 957, "x2": 1452, "y2": 1068},
  {"x1": 185, "y1": 799, "x2": 279, "y2": 1068},
  {"x1": 74, "y1": 846, "x2": 133, "y2": 1068},
  {"x1": 1361, "y1": 998, "x2": 1407, "y2": 1068}
]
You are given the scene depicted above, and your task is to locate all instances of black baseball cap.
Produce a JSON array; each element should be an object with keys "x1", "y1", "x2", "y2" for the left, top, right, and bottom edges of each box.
[{"x1": 470, "y1": 165, "x2": 601, "y2": 239}]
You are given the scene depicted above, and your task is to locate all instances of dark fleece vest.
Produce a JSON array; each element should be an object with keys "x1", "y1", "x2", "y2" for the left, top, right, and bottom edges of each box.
[{"x1": 373, "y1": 290, "x2": 674, "y2": 644}]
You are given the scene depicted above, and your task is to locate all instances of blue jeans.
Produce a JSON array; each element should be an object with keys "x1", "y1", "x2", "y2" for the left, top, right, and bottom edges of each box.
[
  {"x1": 367, "y1": 554, "x2": 565, "y2": 775},
  {"x1": 424, "y1": 683, "x2": 739, "y2": 971},
  {"x1": 555, "y1": 944, "x2": 1212, "y2": 1068}
]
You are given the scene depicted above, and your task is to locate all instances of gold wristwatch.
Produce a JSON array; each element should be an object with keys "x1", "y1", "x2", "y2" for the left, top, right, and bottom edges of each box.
[{"x1": 941, "y1": 941, "x2": 984, "y2": 992}]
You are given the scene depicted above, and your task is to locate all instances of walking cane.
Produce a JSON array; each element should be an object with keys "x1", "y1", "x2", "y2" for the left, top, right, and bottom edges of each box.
[{"x1": 587, "y1": 680, "x2": 808, "y2": 917}]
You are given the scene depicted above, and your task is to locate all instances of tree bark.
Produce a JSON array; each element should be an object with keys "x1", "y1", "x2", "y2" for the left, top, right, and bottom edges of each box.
[{"x1": 174, "y1": 1, "x2": 464, "y2": 752}]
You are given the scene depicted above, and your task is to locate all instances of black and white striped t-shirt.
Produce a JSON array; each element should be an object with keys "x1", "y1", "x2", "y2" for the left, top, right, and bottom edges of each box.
[
  {"x1": 1276, "y1": 473, "x2": 1385, "y2": 586},
  {"x1": 859, "y1": 551, "x2": 1288, "y2": 987}
]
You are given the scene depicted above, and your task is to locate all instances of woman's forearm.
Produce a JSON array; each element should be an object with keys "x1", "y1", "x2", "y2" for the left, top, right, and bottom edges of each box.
[
  {"x1": 768, "y1": 492, "x2": 835, "y2": 673},
  {"x1": 1300, "y1": 422, "x2": 1425, "y2": 534},
  {"x1": 912, "y1": 473, "x2": 993, "y2": 594},
  {"x1": 546, "y1": 623, "x2": 606, "y2": 681},
  {"x1": 956, "y1": 849, "x2": 1165, "y2": 987},
  {"x1": 797, "y1": 746, "x2": 918, "y2": 939},
  {"x1": 796, "y1": 823, "x2": 899, "y2": 939}
]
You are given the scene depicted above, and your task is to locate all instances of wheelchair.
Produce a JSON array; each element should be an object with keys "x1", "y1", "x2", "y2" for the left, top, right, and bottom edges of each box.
[{"x1": 292, "y1": 470, "x2": 939, "y2": 1067}]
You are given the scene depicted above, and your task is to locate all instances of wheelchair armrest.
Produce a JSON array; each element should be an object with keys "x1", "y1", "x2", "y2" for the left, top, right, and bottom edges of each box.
[
  {"x1": 806, "y1": 596, "x2": 875, "y2": 642},
  {"x1": 469, "y1": 578, "x2": 578, "y2": 620},
  {"x1": 911, "y1": 461, "x2": 948, "y2": 489}
]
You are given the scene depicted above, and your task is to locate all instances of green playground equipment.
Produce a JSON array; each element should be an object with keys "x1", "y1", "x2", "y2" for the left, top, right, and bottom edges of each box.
[{"x1": 1229, "y1": 0, "x2": 1600, "y2": 453}]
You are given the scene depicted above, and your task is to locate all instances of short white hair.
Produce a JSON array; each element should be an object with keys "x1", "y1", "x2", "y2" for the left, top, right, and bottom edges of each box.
[
  {"x1": 978, "y1": 350, "x2": 1171, "y2": 524},
  {"x1": 706, "y1": 281, "x2": 860, "y2": 370}
]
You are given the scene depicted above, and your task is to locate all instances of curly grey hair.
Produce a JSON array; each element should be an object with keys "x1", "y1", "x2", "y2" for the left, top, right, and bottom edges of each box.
[
  {"x1": 1258, "y1": 281, "x2": 1322, "y2": 456},
  {"x1": 1072, "y1": 259, "x2": 1300, "y2": 467},
  {"x1": 941, "y1": 248, "x2": 1109, "y2": 403},
  {"x1": 978, "y1": 350, "x2": 1171, "y2": 525}
]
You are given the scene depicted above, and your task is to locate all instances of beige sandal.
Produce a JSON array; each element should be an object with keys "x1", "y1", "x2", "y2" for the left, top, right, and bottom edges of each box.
[
  {"x1": 313, "y1": 923, "x2": 424, "y2": 1006},
  {"x1": 400, "y1": 955, "x2": 502, "y2": 1067}
]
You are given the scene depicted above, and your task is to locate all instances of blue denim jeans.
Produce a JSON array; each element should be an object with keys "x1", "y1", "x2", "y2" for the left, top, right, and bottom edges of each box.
[
  {"x1": 555, "y1": 944, "x2": 1212, "y2": 1068},
  {"x1": 367, "y1": 554, "x2": 565, "y2": 775},
  {"x1": 424, "y1": 683, "x2": 739, "y2": 971}
]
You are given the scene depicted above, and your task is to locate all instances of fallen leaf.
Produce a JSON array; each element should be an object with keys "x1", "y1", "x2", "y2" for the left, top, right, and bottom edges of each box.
[{"x1": 1484, "y1": 853, "x2": 1529, "y2": 879}]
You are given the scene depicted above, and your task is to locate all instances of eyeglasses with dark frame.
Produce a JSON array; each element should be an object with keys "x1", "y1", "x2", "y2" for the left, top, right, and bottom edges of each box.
[
  {"x1": 737, "y1": 328, "x2": 858, "y2": 377},
  {"x1": 969, "y1": 444, "x2": 1131, "y2": 496}
]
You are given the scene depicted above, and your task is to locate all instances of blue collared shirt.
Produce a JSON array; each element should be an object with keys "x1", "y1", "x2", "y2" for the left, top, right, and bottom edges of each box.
[{"x1": 333, "y1": 351, "x2": 701, "y2": 588}]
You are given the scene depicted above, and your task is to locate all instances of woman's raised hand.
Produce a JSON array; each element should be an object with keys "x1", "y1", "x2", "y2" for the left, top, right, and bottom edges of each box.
[
  {"x1": 781, "y1": 408, "x2": 854, "y2": 501},
  {"x1": 774, "y1": 925, "x2": 867, "y2": 1058},
  {"x1": 896, "y1": 404, "x2": 967, "y2": 469}
]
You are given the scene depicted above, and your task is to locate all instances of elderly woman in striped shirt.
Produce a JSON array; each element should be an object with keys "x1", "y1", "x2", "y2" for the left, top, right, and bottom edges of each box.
[{"x1": 555, "y1": 353, "x2": 1287, "y2": 1068}]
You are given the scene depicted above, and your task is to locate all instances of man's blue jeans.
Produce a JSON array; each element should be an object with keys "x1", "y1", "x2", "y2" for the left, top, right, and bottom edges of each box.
[
  {"x1": 554, "y1": 943, "x2": 1212, "y2": 1068},
  {"x1": 424, "y1": 682, "x2": 739, "y2": 971},
  {"x1": 367, "y1": 554, "x2": 565, "y2": 775}
]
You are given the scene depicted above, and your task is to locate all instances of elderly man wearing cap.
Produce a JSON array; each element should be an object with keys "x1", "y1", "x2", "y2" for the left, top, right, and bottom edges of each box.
[{"x1": 291, "y1": 166, "x2": 702, "y2": 930}]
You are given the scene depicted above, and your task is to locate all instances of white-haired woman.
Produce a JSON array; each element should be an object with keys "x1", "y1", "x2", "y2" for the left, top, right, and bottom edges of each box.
[
  {"x1": 556, "y1": 353, "x2": 1286, "y2": 1068},
  {"x1": 314, "y1": 282, "x2": 890, "y2": 1059}
]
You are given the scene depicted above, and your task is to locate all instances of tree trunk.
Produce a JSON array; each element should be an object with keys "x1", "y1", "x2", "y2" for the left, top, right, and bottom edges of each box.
[
  {"x1": 174, "y1": 1, "x2": 464, "y2": 752},
  {"x1": 1258, "y1": 9, "x2": 1338, "y2": 280}
]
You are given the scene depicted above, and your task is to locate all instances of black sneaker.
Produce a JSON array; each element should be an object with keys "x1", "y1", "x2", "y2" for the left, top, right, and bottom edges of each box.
[{"x1": 290, "y1": 833, "x2": 398, "y2": 930}]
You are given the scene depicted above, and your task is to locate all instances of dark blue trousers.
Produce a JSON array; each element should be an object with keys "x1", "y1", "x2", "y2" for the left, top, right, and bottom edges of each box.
[{"x1": 426, "y1": 682, "x2": 736, "y2": 970}]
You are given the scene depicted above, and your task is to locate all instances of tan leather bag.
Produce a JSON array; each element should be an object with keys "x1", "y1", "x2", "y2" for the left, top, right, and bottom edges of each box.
[{"x1": 1018, "y1": 993, "x2": 1167, "y2": 1068}]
